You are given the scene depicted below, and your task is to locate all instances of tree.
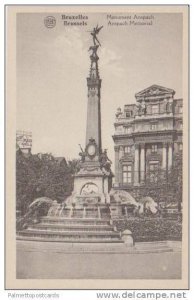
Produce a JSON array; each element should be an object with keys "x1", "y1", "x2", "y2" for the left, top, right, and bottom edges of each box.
[
  {"x1": 139, "y1": 169, "x2": 168, "y2": 205},
  {"x1": 16, "y1": 150, "x2": 80, "y2": 215},
  {"x1": 138, "y1": 152, "x2": 182, "y2": 210},
  {"x1": 167, "y1": 152, "x2": 183, "y2": 211}
]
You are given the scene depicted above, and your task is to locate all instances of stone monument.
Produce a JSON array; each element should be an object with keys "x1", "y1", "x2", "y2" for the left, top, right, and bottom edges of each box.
[
  {"x1": 17, "y1": 26, "x2": 134, "y2": 247},
  {"x1": 72, "y1": 25, "x2": 113, "y2": 207}
]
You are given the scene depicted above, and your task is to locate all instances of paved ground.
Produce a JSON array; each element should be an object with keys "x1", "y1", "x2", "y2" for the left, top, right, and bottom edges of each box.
[{"x1": 16, "y1": 241, "x2": 181, "y2": 279}]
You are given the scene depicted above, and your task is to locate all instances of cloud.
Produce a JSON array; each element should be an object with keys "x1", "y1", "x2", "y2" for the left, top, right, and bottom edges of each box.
[
  {"x1": 101, "y1": 47, "x2": 121, "y2": 65},
  {"x1": 100, "y1": 47, "x2": 124, "y2": 76},
  {"x1": 52, "y1": 27, "x2": 88, "y2": 68}
]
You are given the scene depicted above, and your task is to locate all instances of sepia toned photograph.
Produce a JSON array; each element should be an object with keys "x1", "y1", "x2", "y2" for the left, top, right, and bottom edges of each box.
[{"x1": 5, "y1": 5, "x2": 189, "y2": 289}]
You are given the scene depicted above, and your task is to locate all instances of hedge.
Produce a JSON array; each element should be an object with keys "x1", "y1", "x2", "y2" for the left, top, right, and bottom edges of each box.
[{"x1": 114, "y1": 217, "x2": 182, "y2": 242}]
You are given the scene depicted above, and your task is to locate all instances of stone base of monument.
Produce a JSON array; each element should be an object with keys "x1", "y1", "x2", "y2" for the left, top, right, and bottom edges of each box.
[
  {"x1": 16, "y1": 207, "x2": 134, "y2": 251},
  {"x1": 17, "y1": 216, "x2": 119, "y2": 242}
]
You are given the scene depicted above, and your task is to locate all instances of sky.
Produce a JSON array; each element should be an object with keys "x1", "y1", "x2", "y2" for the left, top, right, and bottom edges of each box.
[{"x1": 16, "y1": 12, "x2": 183, "y2": 163}]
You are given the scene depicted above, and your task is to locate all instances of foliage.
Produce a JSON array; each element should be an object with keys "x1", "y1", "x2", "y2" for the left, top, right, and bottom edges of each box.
[
  {"x1": 16, "y1": 150, "x2": 79, "y2": 215},
  {"x1": 114, "y1": 216, "x2": 182, "y2": 242},
  {"x1": 167, "y1": 152, "x2": 183, "y2": 210},
  {"x1": 138, "y1": 152, "x2": 183, "y2": 209},
  {"x1": 16, "y1": 197, "x2": 53, "y2": 230}
]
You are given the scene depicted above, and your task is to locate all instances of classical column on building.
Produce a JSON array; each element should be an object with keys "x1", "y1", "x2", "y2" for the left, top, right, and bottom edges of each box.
[
  {"x1": 118, "y1": 146, "x2": 124, "y2": 184},
  {"x1": 168, "y1": 142, "x2": 173, "y2": 171},
  {"x1": 134, "y1": 144, "x2": 140, "y2": 185},
  {"x1": 162, "y1": 142, "x2": 167, "y2": 170},
  {"x1": 114, "y1": 146, "x2": 120, "y2": 187},
  {"x1": 140, "y1": 143, "x2": 145, "y2": 183},
  {"x1": 119, "y1": 146, "x2": 124, "y2": 159}
]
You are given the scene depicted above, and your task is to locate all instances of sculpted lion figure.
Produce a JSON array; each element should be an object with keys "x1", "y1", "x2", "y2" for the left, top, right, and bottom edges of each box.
[
  {"x1": 137, "y1": 196, "x2": 158, "y2": 215},
  {"x1": 109, "y1": 189, "x2": 137, "y2": 206},
  {"x1": 109, "y1": 190, "x2": 158, "y2": 215},
  {"x1": 16, "y1": 197, "x2": 53, "y2": 230}
]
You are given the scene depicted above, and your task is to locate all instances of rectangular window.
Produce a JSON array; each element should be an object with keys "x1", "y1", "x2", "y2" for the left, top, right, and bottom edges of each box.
[
  {"x1": 123, "y1": 165, "x2": 132, "y2": 184},
  {"x1": 126, "y1": 112, "x2": 132, "y2": 118},
  {"x1": 178, "y1": 106, "x2": 183, "y2": 114},
  {"x1": 179, "y1": 143, "x2": 183, "y2": 151},
  {"x1": 151, "y1": 144, "x2": 157, "y2": 153},
  {"x1": 124, "y1": 146, "x2": 131, "y2": 153},
  {"x1": 149, "y1": 161, "x2": 159, "y2": 183},
  {"x1": 152, "y1": 105, "x2": 159, "y2": 114},
  {"x1": 149, "y1": 163, "x2": 159, "y2": 171},
  {"x1": 124, "y1": 127, "x2": 132, "y2": 134},
  {"x1": 150, "y1": 123, "x2": 157, "y2": 130},
  {"x1": 116, "y1": 126, "x2": 123, "y2": 133}
]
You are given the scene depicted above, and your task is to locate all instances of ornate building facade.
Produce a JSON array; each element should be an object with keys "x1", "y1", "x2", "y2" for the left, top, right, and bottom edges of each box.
[{"x1": 112, "y1": 85, "x2": 183, "y2": 194}]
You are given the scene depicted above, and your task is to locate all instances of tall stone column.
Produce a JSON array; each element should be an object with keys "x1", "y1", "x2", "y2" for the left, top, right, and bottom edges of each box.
[
  {"x1": 86, "y1": 43, "x2": 102, "y2": 152},
  {"x1": 134, "y1": 144, "x2": 140, "y2": 185},
  {"x1": 114, "y1": 146, "x2": 120, "y2": 187},
  {"x1": 162, "y1": 142, "x2": 167, "y2": 170},
  {"x1": 168, "y1": 142, "x2": 173, "y2": 171},
  {"x1": 140, "y1": 143, "x2": 145, "y2": 183}
]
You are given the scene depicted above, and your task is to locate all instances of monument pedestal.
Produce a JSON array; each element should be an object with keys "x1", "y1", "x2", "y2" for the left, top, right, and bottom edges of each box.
[{"x1": 72, "y1": 161, "x2": 112, "y2": 205}]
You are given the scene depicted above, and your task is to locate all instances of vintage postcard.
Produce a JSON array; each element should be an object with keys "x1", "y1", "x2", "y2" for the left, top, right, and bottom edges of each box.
[{"x1": 5, "y1": 5, "x2": 189, "y2": 289}]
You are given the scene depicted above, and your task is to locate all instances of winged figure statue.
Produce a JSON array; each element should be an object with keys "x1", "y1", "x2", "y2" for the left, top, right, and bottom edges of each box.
[{"x1": 89, "y1": 24, "x2": 103, "y2": 46}]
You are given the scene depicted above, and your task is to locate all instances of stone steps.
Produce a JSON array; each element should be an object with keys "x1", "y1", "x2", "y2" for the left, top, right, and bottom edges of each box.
[
  {"x1": 59, "y1": 210, "x2": 70, "y2": 217},
  {"x1": 48, "y1": 208, "x2": 111, "y2": 219},
  {"x1": 18, "y1": 229, "x2": 120, "y2": 237},
  {"x1": 84, "y1": 211, "x2": 99, "y2": 218},
  {"x1": 40, "y1": 217, "x2": 111, "y2": 226},
  {"x1": 28, "y1": 223, "x2": 115, "y2": 232},
  {"x1": 16, "y1": 235, "x2": 124, "y2": 244},
  {"x1": 17, "y1": 216, "x2": 122, "y2": 243},
  {"x1": 72, "y1": 210, "x2": 84, "y2": 218},
  {"x1": 17, "y1": 230, "x2": 122, "y2": 243}
]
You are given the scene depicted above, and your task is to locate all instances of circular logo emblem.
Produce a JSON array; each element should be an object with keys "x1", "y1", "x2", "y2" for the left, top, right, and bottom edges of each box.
[{"x1": 44, "y1": 16, "x2": 56, "y2": 28}]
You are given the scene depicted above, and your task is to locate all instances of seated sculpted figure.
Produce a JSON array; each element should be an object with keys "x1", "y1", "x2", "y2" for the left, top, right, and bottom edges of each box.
[{"x1": 100, "y1": 149, "x2": 112, "y2": 172}]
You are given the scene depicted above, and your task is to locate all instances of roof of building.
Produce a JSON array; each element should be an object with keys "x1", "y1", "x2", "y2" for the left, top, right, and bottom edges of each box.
[
  {"x1": 55, "y1": 157, "x2": 67, "y2": 165},
  {"x1": 135, "y1": 84, "x2": 175, "y2": 100}
]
